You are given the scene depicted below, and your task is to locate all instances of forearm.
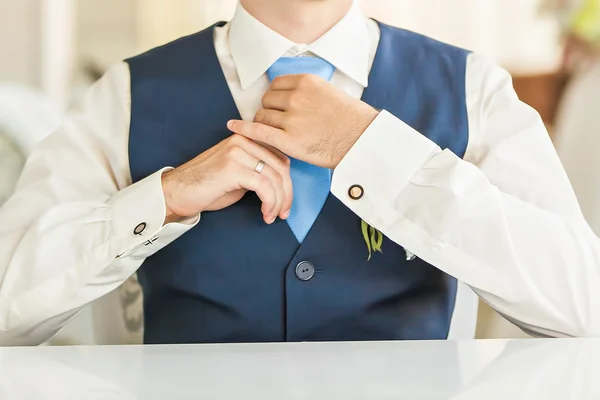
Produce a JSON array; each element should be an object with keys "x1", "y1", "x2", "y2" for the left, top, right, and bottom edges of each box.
[
  {"x1": 332, "y1": 104, "x2": 600, "y2": 337},
  {"x1": 0, "y1": 167, "x2": 196, "y2": 345},
  {"x1": 337, "y1": 150, "x2": 600, "y2": 337},
  {"x1": 0, "y1": 63, "x2": 198, "y2": 345}
]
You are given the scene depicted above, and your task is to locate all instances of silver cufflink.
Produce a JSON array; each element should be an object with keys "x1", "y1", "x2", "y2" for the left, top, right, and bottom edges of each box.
[{"x1": 133, "y1": 222, "x2": 147, "y2": 235}]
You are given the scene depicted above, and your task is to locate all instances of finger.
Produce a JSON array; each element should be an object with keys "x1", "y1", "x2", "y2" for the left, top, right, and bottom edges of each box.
[
  {"x1": 230, "y1": 134, "x2": 289, "y2": 169},
  {"x1": 256, "y1": 164, "x2": 285, "y2": 222},
  {"x1": 269, "y1": 74, "x2": 303, "y2": 91},
  {"x1": 254, "y1": 108, "x2": 287, "y2": 129},
  {"x1": 230, "y1": 147, "x2": 284, "y2": 223},
  {"x1": 250, "y1": 143, "x2": 293, "y2": 217},
  {"x1": 227, "y1": 120, "x2": 285, "y2": 150},
  {"x1": 234, "y1": 136, "x2": 293, "y2": 218},
  {"x1": 261, "y1": 90, "x2": 292, "y2": 111},
  {"x1": 238, "y1": 168, "x2": 279, "y2": 224}
]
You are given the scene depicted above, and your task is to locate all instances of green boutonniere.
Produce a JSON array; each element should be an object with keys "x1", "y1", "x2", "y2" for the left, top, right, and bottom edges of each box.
[{"x1": 361, "y1": 220, "x2": 383, "y2": 260}]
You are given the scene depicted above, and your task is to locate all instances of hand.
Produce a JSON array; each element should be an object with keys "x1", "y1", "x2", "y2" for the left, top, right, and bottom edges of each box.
[
  {"x1": 161, "y1": 134, "x2": 292, "y2": 224},
  {"x1": 227, "y1": 74, "x2": 379, "y2": 168}
]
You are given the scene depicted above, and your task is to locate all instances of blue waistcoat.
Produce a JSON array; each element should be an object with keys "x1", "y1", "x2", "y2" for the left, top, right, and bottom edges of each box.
[{"x1": 125, "y1": 21, "x2": 470, "y2": 344}]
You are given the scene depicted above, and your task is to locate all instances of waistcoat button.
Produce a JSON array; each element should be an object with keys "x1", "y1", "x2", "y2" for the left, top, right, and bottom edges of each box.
[{"x1": 295, "y1": 261, "x2": 315, "y2": 281}]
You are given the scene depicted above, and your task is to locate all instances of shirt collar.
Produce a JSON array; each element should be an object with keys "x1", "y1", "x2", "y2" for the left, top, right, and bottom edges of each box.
[{"x1": 229, "y1": 1, "x2": 371, "y2": 90}]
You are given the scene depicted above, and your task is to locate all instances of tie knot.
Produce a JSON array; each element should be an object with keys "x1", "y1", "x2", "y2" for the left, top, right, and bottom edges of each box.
[{"x1": 267, "y1": 57, "x2": 335, "y2": 82}]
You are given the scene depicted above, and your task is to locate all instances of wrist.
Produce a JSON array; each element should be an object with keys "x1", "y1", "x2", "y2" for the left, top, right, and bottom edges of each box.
[
  {"x1": 362, "y1": 105, "x2": 380, "y2": 127},
  {"x1": 352, "y1": 103, "x2": 379, "y2": 142},
  {"x1": 334, "y1": 104, "x2": 379, "y2": 167},
  {"x1": 161, "y1": 170, "x2": 181, "y2": 221}
]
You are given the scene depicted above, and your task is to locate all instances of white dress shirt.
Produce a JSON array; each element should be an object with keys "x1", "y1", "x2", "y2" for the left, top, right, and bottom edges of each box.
[
  {"x1": 0, "y1": 83, "x2": 61, "y2": 205},
  {"x1": 1, "y1": 2, "x2": 599, "y2": 346},
  {"x1": 0, "y1": 133, "x2": 24, "y2": 205}
]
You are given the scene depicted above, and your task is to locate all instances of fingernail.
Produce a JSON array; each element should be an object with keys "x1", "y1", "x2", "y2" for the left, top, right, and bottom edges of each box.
[
  {"x1": 283, "y1": 210, "x2": 290, "y2": 219},
  {"x1": 227, "y1": 120, "x2": 234, "y2": 129}
]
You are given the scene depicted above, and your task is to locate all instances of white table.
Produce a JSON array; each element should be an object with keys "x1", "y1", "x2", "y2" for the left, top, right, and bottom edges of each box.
[{"x1": 0, "y1": 339, "x2": 598, "y2": 399}]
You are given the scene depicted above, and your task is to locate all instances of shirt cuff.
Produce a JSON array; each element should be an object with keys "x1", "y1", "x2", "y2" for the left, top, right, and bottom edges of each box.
[
  {"x1": 108, "y1": 168, "x2": 199, "y2": 258},
  {"x1": 331, "y1": 110, "x2": 438, "y2": 228}
]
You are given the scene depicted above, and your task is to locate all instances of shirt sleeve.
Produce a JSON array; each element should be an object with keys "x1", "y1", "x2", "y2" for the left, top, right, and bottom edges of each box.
[
  {"x1": 0, "y1": 62, "x2": 198, "y2": 346},
  {"x1": 331, "y1": 52, "x2": 600, "y2": 338}
]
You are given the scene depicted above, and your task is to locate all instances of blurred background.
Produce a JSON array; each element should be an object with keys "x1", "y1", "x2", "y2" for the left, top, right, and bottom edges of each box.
[{"x1": 0, "y1": 0, "x2": 598, "y2": 344}]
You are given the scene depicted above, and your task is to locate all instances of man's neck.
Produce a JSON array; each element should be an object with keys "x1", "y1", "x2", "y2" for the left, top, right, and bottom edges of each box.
[{"x1": 239, "y1": 0, "x2": 354, "y2": 44}]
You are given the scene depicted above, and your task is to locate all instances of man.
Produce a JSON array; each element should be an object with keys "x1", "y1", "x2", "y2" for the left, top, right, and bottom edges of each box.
[{"x1": 1, "y1": 0, "x2": 599, "y2": 346}]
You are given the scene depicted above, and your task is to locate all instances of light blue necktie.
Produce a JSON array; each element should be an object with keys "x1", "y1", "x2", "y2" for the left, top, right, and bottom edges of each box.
[{"x1": 267, "y1": 57, "x2": 335, "y2": 243}]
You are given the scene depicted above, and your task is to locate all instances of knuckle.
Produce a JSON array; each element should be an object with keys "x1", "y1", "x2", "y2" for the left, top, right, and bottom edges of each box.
[
  {"x1": 226, "y1": 144, "x2": 243, "y2": 159},
  {"x1": 255, "y1": 109, "x2": 268, "y2": 123},
  {"x1": 261, "y1": 92, "x2": 272, "y2": 107},
  {"x1": 256, "y1": 174, "x2": 268, "y2": 187},
  {"x1": 257, "y1": 176, "x2": 272, "y2": 193},
  {"x1": 229, "y1": 134, "x2": 245, "y2": 146},
  {"x1": 300, "y1": 74, "x2": 317, "y2": 86},
  {"x1": 289, "y1": 91, "x2": 301, "y2": 104},
  {"x1": 272, "y1": 76, "x2": 285, "y2": 87},
  {"x1": 288, "y1": 92, "x2": 303, "y2": 109},
  {"x1": 273, "y1": 170, "x2": 284, "y2": 184}
]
